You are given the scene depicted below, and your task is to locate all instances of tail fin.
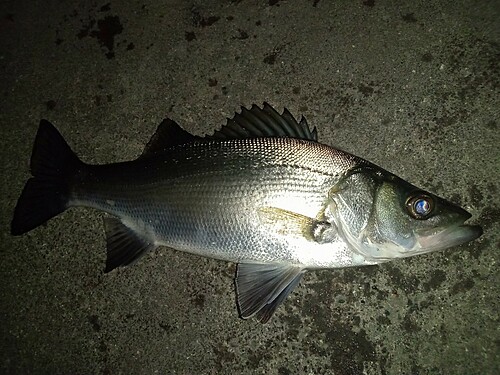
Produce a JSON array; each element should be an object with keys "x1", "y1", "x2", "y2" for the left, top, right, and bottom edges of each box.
[{"x1": 11, "y1": 120, "x2": 83, "y2": 235}]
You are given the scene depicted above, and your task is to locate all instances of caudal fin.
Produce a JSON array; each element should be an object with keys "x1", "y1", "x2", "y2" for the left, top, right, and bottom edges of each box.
[{"x1": 11, "y1": 120, "x2": 83, "y2": 235}]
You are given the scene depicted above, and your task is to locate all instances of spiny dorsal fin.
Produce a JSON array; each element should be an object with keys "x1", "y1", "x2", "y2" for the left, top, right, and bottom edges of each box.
[
  {"x1": 207, "y1": 103, "x2": 318, "y2": 141},
  {"x1": 140, "y1": 119, "x2": 201, "y2": 158}
]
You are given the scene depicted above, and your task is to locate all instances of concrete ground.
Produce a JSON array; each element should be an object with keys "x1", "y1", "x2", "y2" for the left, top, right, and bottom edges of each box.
[{"x1": 1, "y1": 0, "x2": 498, "y2": 374}]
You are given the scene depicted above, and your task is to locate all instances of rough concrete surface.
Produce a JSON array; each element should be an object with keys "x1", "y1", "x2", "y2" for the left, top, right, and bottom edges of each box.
[{"x1": 1, "y1": 0, "x2": 498, "y2": 374}]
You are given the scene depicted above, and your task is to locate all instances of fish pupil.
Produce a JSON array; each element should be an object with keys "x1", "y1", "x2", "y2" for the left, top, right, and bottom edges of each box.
[{"x1": 414, "y1": 198, "x2": 430, "y2": 215}]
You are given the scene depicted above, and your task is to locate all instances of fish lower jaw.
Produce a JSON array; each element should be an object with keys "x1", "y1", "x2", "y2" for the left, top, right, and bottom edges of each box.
[{"x1": 414, "y1": 224, "x2": 483, "y2": 253}]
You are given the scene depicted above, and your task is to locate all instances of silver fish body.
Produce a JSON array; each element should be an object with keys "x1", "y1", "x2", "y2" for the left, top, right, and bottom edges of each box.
[
  {"x1": 71, "y1": 137, "x2": 367, "y2": 269},
  {"x1": 11, "y1": 103, "x2": 482, "y2": 322}
]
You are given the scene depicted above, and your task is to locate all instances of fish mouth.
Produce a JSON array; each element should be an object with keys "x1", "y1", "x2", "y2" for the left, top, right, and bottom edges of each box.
[{"x1": 414, "y1": 220, "x2": 483, "y2": 253}]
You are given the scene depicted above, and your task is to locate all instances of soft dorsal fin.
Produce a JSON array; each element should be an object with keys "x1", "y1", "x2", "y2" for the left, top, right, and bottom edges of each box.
[
  {"x1": 207, "y1": 103, "x2": 318, "y2": 141},
  {"x1": 140, "y1": 119, "x2": 201, "y2": 158}
]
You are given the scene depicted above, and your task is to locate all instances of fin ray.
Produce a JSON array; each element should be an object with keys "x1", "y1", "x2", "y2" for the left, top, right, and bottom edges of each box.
[
  {"x1": 103, "y1": 217, "x2": 157, "y2": 272},
  {"x1": 257, "y1": 207, "x2": 337, "y2": 243},
  {"x1": 140, "y1": 119, "x2": 201, "y2": 158},
  {"x1": 235, "y1": 262, "x2": 304, "y2": 323},
  {"x1": 11, "y1": 120, "x2": 83, "y2": 235},
  {"x1": 255, "y1": 272, "x2": 303, "y2": 323},
  {"x1": 208, "y1": 103, "x2": 318, "y2": 141}
]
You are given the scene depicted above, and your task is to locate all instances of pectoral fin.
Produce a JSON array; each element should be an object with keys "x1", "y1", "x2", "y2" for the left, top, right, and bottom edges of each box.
[
  {"x1": 258, "y1": 207, "x2": 337, "y2": 243},
  {"x1": 235, "y1": 262, "x2": 305, "y2": 323}
]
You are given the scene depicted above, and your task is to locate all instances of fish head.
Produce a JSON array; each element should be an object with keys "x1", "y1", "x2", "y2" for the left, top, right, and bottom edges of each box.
[{"x1": 327, "y1": 167, "x2": 482, "y2": 262}]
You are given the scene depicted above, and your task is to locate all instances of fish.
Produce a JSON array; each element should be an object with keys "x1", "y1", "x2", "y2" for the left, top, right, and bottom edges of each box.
[{"x1": 11, "y1": 103, "x2": 482, "y2": 323}]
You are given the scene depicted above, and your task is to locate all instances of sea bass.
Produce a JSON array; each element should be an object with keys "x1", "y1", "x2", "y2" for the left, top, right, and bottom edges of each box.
[{"x1": 11, "y1": 103, "x2": 482, "y2": 323}]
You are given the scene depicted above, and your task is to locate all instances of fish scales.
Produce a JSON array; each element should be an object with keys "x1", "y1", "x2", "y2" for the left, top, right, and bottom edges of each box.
[{"x1": 70, "y1": 137, "x2": 360, "y2": 265}]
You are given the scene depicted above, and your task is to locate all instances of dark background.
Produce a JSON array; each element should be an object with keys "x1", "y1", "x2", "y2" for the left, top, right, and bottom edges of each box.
[{"x1": 1, "y1": 1, "x2": 498, "y2": 374}]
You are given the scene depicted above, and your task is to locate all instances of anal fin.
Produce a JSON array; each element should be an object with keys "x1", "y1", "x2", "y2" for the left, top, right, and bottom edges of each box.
[
  {"x1": 235, "y1": 262, "x2": 305, "y2": 323},
  {"x1": 103, "y1": 217, "x2": 156, "y2": 273}
]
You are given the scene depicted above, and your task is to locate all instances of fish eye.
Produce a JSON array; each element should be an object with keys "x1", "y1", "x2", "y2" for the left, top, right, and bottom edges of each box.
[{"x1": 406, "y1": 194, "x2": 434, "y2": 219}]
